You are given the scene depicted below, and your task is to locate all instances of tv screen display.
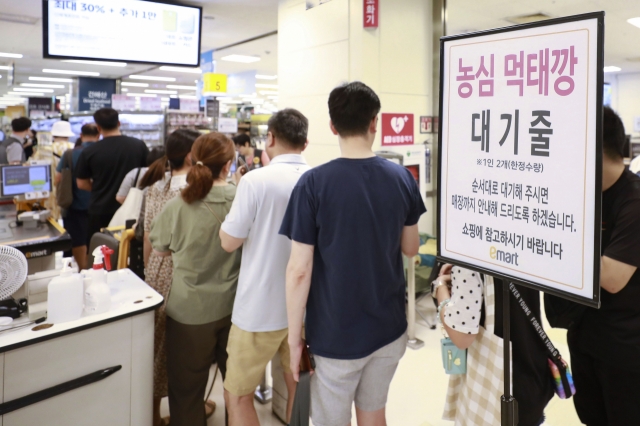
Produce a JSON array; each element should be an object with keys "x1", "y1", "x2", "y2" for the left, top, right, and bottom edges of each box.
[{"x1": 43, "y1": 0, "x2": 202, "y2": 67}]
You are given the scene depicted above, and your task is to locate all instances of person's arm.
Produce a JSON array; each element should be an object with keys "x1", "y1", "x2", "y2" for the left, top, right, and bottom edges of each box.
[
  {"x1": 600, "y1": 198, "x2": 640, "y2": 294},
  {"x1": 600, "y1": 256, "x2": 637, "y2": 294},
  {"x1": 401, "y1": 224, "x2": 420, "y2": 257},
  {"x1": 143, "y1": 231, "x2": 152, "y2": 267},
  {"x1": 286, "y1": 241, "x2": 314, "y2": 382},
  {"x1": 219, "y1": 179, "x2": 256, "y2": 252},
  {"x1": 436, "y1": 281, "x2": 477, "y2": 349},
  {"x1": 149, "y1": 206, "x2": 173, "y2": 258},
  {"x1": 55, "y1": 172, "x2": 62, "y2": 185},
  {"x1": 77, "y1": 178, "x2": 92, "y2": 191},
  {"x1": 261, "y1": 150, "x2": 271, "y2": 166}
]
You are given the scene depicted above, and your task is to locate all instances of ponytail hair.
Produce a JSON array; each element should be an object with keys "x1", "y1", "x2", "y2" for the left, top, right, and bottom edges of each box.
[
  {"x1": 138, "y1": 129, "x2": 200, "y2": 190},
  {"x1": 182, "y1": 132, "x2": 235, "y2": 204}
]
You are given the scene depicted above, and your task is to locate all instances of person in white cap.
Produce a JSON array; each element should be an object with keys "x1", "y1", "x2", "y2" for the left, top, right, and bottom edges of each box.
[{"x1": 50, "y1": 120, "x2": 76, "y2": 158}]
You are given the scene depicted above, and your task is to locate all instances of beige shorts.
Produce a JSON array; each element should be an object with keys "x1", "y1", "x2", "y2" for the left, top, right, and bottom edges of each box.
[{"x1": 224, "y1": 324, "x2": 291, "y2": 396}]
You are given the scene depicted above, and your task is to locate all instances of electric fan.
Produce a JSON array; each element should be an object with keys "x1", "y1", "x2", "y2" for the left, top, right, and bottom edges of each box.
[{"x1": 0, "y1": 246, "x2": 28, "y2": 300}]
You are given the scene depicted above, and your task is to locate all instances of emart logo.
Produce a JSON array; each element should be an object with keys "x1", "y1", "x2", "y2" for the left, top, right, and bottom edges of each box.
[{"x1": 489, "y1": 246, "x2": 519, "y2": 266}]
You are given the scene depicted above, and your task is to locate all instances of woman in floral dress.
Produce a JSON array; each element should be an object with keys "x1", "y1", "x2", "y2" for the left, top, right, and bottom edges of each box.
[{"x1": 139, "y1": 129, "x2": 201, "y2": 426}]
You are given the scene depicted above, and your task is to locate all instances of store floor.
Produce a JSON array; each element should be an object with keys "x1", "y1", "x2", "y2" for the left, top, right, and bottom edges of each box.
[{"x1": 160, "y1": 295, "x2": 583, "y2": 426}]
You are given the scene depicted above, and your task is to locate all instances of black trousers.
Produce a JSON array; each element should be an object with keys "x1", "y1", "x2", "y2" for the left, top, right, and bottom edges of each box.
[
  {"x1": 87, "y1": 212, "x2": 115, "y2": 246},
  {"x1": 568, "y1": 331, "x2": 640, "y2": 426},
  {"x1": 166, "y1": 315, "x2": 231, "y2": 426}
]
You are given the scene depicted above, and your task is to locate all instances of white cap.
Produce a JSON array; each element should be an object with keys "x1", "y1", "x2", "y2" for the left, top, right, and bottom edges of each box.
[{"x1": 51, "y1": 120, "x2": 75, "y2": 138}]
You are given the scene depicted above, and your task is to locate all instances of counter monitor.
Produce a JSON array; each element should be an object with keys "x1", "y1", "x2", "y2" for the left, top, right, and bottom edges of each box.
[{"x1": 1, "y1": 165, "x2": 51, "y2": 197}]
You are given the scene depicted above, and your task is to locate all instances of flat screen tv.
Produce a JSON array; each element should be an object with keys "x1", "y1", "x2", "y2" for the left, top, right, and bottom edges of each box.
[{"x1": 43, "y1": 0, "x2": 202, "y2": 67}]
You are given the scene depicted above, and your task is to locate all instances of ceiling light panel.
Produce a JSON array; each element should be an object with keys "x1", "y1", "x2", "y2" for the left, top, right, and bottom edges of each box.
[
  {"x1": 9, "y1": 92, "x2": 45, "y2": 96},
  {"x1": 126, "y1": 93, "x2": 157, "y2": 98},
  {"x1": 628, "y1": 17, "x2": 640, "y2": 29},
  {"x1": 255, "y1": 83, "x2": 278, "y2": 89},
  {"x1": 43, "y1": 69, "x2": 100, "y2": 76},
  {"x1": 0, "y1": 66, "x2": 13, "y2": 70},
  {"x1": 29, "y1": 76, "x2": 73, "y2": 82},
  {"x1": 21, "y1": 83, "x2": 65, "y2": 88},
  {"x1": 603, "y1": 66, "x2": 621, "y2": 72},
  {"x1": 121, "y1": 82, "x2": 149, "y2": 87},
  {"x1": 221, "y1": 55, "x2": 261, "y2": 63},
  {"x1": 63, "y1": 60, "x2": 127, "y2": 67},
  {"x1": 159, "y1": 66, "x2": 202, "y2": 74},
  {"x1": 129, "y1": 75, "x2": 176, "y2": 82},
  {"x1": 166, "y1": 85, "x2": 197, "y2": 90},
  {"x1": 0, "y1": 13, "x2": 38, "y2": 25},
  {"x1": 13, "y1": 88, "x2": 54, "y2": 93},
  {"x1": 256, "y1": 74, "x2": 277, "y2": 80},
  {"x1": 0, "y1": 52, "x2": 22, "y2": 58},
  {"x1": 145, "y1": 89, "x2": 177, "y2": 94}
]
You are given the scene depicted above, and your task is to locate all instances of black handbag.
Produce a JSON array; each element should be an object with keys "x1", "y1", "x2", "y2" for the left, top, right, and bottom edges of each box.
[{"x1": 289, "y1": 342, "x2": 315, "y2": 426}]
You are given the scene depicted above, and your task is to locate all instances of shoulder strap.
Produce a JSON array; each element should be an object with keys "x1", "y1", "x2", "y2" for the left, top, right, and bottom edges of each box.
[
  {"x1": 63, "y1": 149, "x2": 73, "y2": 169},
  {"x1": 483, "y1": 275, "x2": 496, "y2": 334},
  {"x1": 134, "y1": 167, "x2": 142, "y2": 185},
  {"x1": 202, "y1": 201, "x2": 223, "y2": 224},
  {"x1": 508, "y1": 283, "x2": 562, "y2": 363}
]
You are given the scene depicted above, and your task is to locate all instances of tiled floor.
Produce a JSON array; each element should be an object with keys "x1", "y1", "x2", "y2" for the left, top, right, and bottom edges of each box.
[{"x1": 161, "y1": 295, "x2": 583, "y2": 426}]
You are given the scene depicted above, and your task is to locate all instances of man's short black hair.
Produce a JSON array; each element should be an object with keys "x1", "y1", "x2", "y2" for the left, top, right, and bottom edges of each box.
[
  {"x1": 267, "y1": 108, "x2": 308, "y2": 149},
  {"x1": 602, "y1": 106, "x2": 626, "y2": 160},
  {"x1": 93, "y1": 108, "x2": 119, "y2": 131},
  {"x1": 80, "y1": 123, "x2": 99, "y2": 137},
  {"x1": 328, "y1": 81, "x2": 381, "y2": 137},
  {"x1": 232, "y1": 134, "x2": 251, "y2": 147},
  {"x1": 11, "y1": 117, "x2": 31, "y2": 132}
]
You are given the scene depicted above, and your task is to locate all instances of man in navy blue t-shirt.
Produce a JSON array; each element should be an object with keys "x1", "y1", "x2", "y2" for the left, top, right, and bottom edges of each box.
[{"x1": 280, "y1": 82, "x2": 426, "y2": 426}]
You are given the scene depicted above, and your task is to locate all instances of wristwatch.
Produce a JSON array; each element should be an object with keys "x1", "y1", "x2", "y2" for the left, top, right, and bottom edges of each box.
[{"x1": 431, "y1": 277, "x2": 448, "y2": 299}]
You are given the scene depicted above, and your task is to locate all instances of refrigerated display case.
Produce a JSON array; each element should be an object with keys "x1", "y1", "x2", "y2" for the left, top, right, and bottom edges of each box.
[
  {"x1": 68, "y1": 111, "x2": 165, "y2": 147},
  {"x1": 165, "y1": 110, "x2": 212, "y2": 137},
  {"x1": 31, "y1": 116, "x2": 61, "y2": 133}
]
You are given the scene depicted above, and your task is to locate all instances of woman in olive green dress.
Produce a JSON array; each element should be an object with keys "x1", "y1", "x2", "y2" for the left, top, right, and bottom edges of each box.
[{"x1": 150, "y1": 132, "x2": 241, "y2": 426}]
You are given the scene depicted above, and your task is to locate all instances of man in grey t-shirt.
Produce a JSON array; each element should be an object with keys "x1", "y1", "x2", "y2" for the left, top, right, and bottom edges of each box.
[{"x1": 0, "y1": 117, "x2": 29, "y2": 164}]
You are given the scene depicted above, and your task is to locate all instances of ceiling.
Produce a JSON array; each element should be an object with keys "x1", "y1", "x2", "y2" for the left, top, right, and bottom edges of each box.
[
  {"x1": 447, "y1": 0, "x2": 640, "y2": 73},
  {"x1": 0, "y1": 0, "x2": 279, "y2": 109},
  {"x1": 0, "y1": 0, "x2": 636, "y2": 110}
]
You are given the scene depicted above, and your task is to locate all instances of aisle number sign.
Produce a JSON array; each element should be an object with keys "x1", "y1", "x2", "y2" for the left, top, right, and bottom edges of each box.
[
  {"x1": 437, "y1": 13, "x2": 604, "y2": 306},
  {"x1": 203, "y1": 73, "x2": 227, "y2": 94}
]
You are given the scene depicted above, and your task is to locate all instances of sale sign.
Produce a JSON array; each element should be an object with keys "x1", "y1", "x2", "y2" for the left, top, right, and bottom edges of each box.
[
  {"x1": 437, "y1": 13, "x2": 604, "y2": 306},
  {"x1": 381, "y1": 113, "x2": 414, "y2": 146}
]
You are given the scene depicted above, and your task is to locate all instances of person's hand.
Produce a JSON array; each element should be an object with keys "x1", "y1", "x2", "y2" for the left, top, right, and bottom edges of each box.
[
  {"x1": 289, "y1": 338, "x2": 304, "y2": 382},
  {"x1": 439, "y1": 263, "x2": 453, "y2": 277},
  {"x1": 232, "y1": 165, "x2": 248, "y2": 185},
  {"x1": 436, "y1": 274, "x2": 452, "y2": 301}
]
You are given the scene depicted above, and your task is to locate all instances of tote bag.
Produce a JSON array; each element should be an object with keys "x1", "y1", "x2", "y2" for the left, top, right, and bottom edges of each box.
[
  {"x1": 442, "y1": 276, "x2": 511, "y2": 426},
  {"x1": 108, "y1": 168, "x2": 145, "y2": 228},
  {"x1": 56, "y1": 150, "x2": 74, "y2": 210}
]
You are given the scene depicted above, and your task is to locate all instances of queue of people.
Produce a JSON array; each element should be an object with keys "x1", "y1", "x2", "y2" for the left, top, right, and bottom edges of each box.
[{"x1": 1, "y1": 84, "x2": 636, "y2": 426}]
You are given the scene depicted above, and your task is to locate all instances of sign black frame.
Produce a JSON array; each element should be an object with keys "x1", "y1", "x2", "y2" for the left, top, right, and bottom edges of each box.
[
  {"x1": 42, "y1": 0, "x2": 203, "y2": 67},
  {"x1": 436, "y1": 12, "x2": 604, "y2": 308}
]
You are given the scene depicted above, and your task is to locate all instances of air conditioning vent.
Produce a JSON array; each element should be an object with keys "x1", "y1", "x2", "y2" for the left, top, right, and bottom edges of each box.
[{"x1": 506, "y1": 13, "x2": 553, "y2": 25}]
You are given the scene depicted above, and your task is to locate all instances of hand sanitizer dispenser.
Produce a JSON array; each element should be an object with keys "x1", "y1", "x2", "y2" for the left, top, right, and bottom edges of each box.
[
  {"x1": 84, "y1": 246, "x2": 114, "y2": 315},
  {"x1": 47, "y1": 258, "x2": 83, "y2": 324}
]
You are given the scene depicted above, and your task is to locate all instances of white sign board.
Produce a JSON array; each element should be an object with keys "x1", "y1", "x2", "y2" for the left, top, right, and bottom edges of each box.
[
  {"x1": 179, "y1": 99, "x2": 200, "y2": 112},
  {"x1": 218, "y1": 117, "x2": 238, "y2": 133},
  {"x1": 140, "y1": 97, "x2": 162, "y2": 111},
  {"x1": 438, "y1": 13, "x2": 603, "y2": 306},
  {"x1": 44, "y1": 1, "x2": 202, "y2": 66},
  {"x1": 112, "y1": 94, "x2": 135, "y2": 111}
]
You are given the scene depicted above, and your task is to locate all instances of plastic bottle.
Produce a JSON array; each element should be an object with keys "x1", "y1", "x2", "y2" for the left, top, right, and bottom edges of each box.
[
  {"x1": 84, "y1": 246, "x2": 114, "y2": 315},
  {"x1": 47, "y1": 258, "x2": 84, "y2": 324}
]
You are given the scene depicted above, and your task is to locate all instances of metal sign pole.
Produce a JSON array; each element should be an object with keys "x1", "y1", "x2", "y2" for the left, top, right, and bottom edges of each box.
[{"x1": 501, "y1": 282, "x2": 517, "y2": 425}]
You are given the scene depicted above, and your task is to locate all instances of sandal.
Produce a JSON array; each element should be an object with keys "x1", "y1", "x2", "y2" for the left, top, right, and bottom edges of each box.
[{"x1": 205, "y1": 400, "x2": 216, "y2": 419}]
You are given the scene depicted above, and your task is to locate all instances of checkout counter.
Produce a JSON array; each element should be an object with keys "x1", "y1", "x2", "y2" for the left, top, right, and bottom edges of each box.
[{"x1": 0, "y1": 164, "x2": 163, "y2": 424}]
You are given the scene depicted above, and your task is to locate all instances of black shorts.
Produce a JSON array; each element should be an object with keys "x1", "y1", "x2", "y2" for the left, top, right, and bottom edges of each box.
[{"x1": 64, "y1": 208, "x2": 89, "y2": 248}]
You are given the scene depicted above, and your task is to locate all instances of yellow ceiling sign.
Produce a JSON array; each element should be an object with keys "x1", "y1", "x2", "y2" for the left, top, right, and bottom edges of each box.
[{"x1": 203, "y1": 73, "x2": 227, "y2": 93}]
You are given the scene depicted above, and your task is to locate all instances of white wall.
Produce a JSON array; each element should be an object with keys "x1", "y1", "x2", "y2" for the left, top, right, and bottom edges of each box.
[
  {"x1": 278, "y1": 0, "x2": 436, "y2": 233},
  {"x1": 607, "y1": 72, "x2": 640, "y2": 137}
]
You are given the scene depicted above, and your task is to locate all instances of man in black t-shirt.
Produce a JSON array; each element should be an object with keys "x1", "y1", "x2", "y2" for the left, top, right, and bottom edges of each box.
[
  {"x1": 568, "y1": 107, "x2": 640, "y2": 425},
  {"x1": 76, "y1": 108, "x2": 149, "y2": 240}
]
